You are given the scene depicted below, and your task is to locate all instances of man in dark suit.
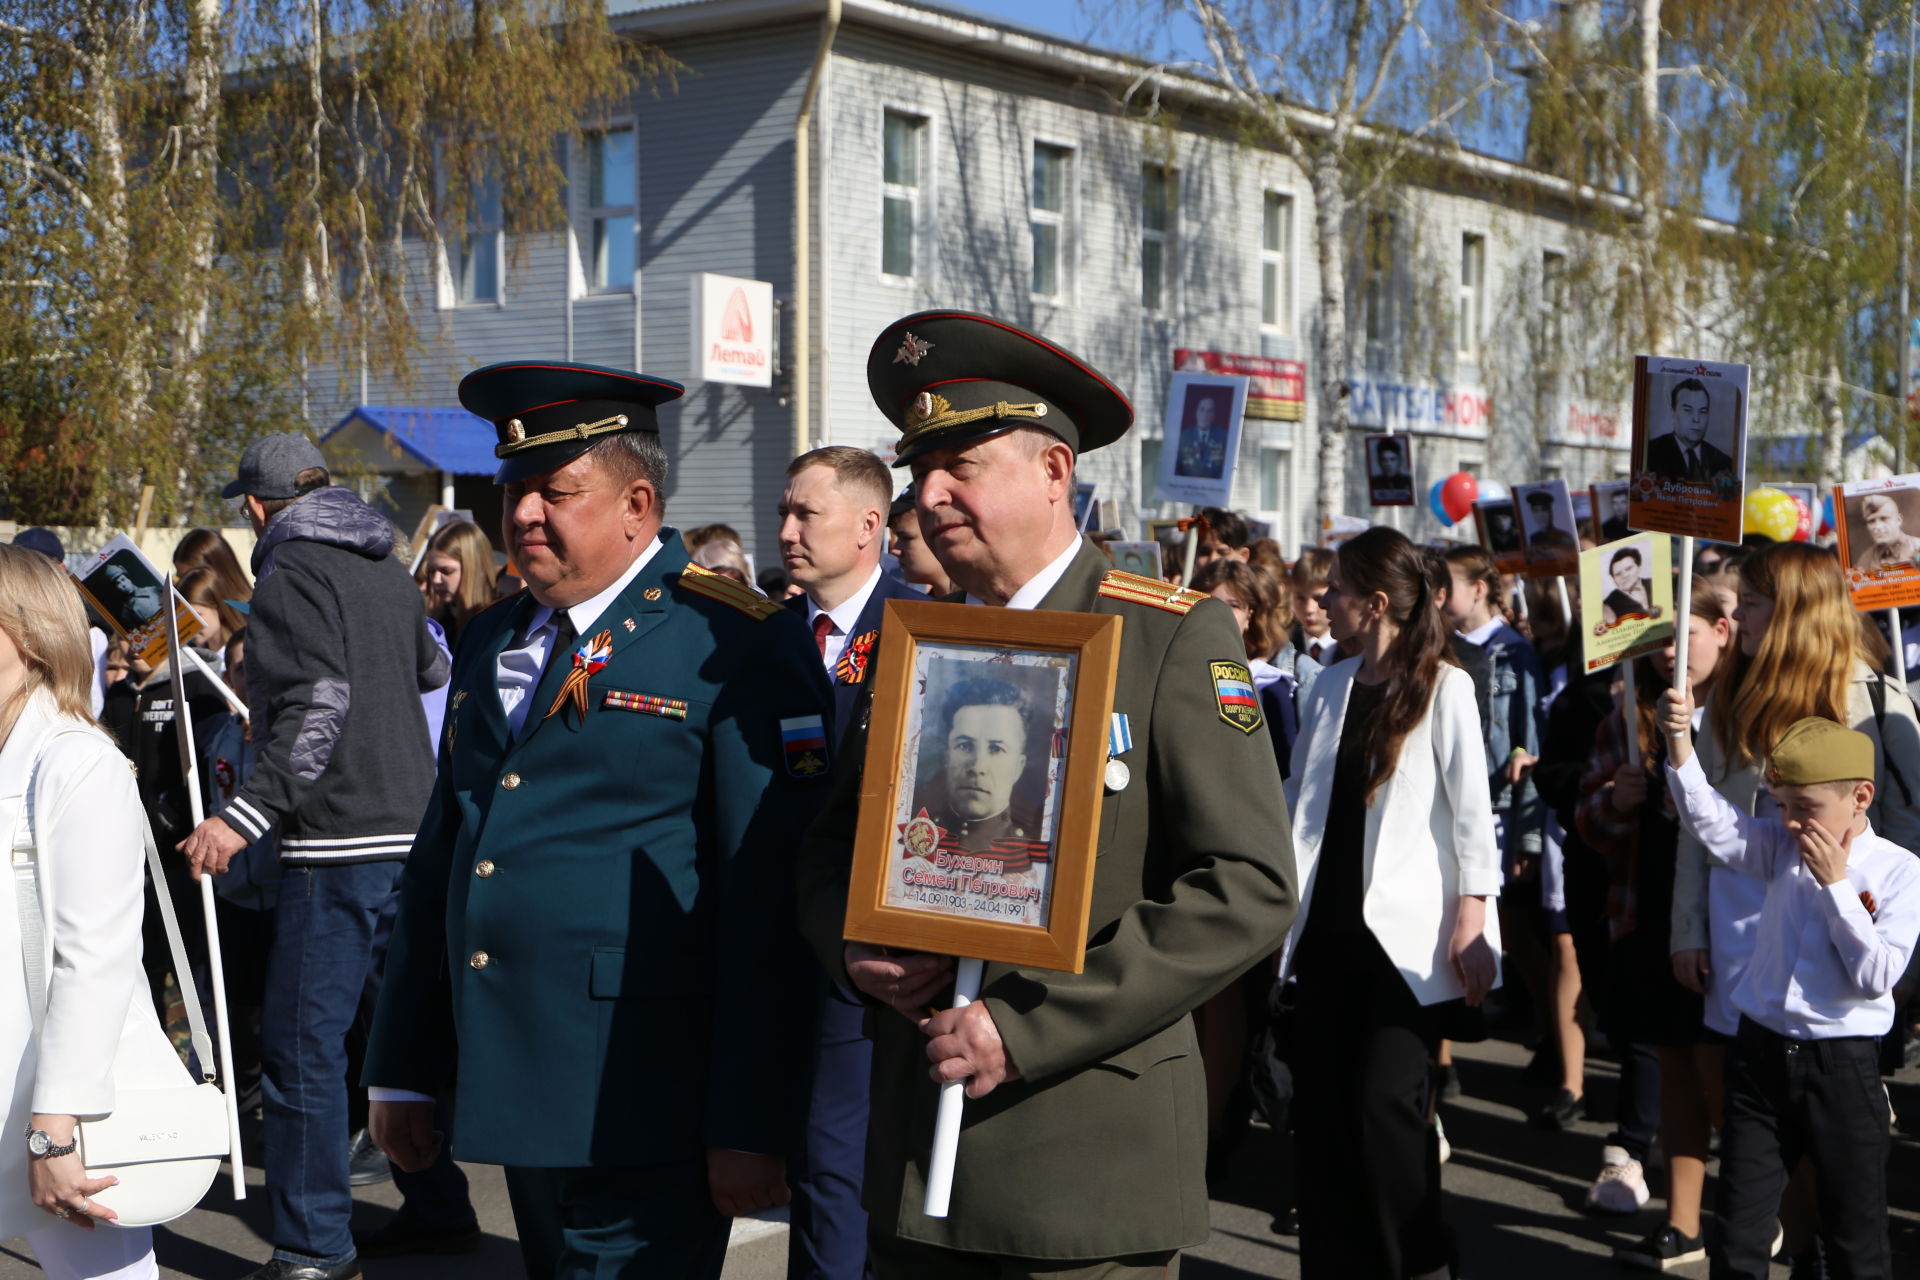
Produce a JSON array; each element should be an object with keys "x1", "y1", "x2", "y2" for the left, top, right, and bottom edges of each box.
[
  {"x1": 777, "y1": 444, "x2": 924, "y2": 1280},
  {"x1": 364, "y1": 361, "x2": 834, "y2": 1280},
  {"x1": 1645, "y1": 377, "x2": 1733, "y2": 484},
  {"x1": 1600, "y1": 486, "x2": 1631, "y2": 541},
  {"x1": 798, "y1": 311, "x2": 1298, "y2": 1278}
]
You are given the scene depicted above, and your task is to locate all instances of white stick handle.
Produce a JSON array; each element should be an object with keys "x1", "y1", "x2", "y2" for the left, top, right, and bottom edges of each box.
[
  {"x1": 1555, "y1": 576, "x2": 1573, "y2": 626},
  {"x1": 164, "y1": 580, "x2": 246, "y2": 1201},
  {"x1": 1672, "y1": 538, "x2": 1694, "y2": 736},
  {"x1": 1180, "y1": 517, "x2": 1199, "y2": 589},
  {"x1": 1892, "y1": 608, "x2": 1909, "y2": 687},
  {"x1": 180, "y1": 644, "x2": 248, "y2": 720},
  {"x1": 923, "y1": 955, "x2": 985, "y2": 1219},
  {"x1": 1622, "y1": 659, "x2": 1642, "y2": 768}
]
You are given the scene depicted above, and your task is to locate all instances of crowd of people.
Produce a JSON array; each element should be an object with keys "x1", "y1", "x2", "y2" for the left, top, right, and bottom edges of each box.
[{"x1": 0, "y1": 310, "x2": 1915, "y2": 1280}]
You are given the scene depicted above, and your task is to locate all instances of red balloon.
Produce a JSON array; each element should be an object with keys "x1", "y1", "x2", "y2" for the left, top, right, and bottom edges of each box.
[
  {"x1": 1440, "y1": 472, "x2": 1479, "y2": 523},
  {"x1": 1789, "y1": 495, "x2": 1812, "y2": 542}
]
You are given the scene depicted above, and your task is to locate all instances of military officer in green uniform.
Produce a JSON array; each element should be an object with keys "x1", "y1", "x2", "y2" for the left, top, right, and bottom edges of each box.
[
  {"x1": 796, "y1": 312, "x2": 1301, "y2": 1278},
  {"x1": 364, "y1": 361, "x2": 834, "y2": 1279}
]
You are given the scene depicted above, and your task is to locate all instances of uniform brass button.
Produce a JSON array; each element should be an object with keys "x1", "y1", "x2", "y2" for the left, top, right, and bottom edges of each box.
[
  {"x1": 469, "y1": 950, "x2": 491, "y2": 970},
  {"x1": 501, "y1": 772, "x2": 521, "y2": 790},
  {"x1": 475, "y1": 860, "x2": 496, "y2": 878}
]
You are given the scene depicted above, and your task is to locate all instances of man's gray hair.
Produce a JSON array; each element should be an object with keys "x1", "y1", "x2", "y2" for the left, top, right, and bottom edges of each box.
[{"x1": 589, "y1": 431, "x2": 670, "y2": 493}]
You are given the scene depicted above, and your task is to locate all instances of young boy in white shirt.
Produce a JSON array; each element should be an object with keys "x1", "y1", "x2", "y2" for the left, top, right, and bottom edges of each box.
[{"x1": 1661, "y1": 700, "x2": 1920, "y2": 1279}]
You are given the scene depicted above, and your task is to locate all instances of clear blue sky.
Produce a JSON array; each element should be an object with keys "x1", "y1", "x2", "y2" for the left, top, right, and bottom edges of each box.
[{"x1": 940, "y1": 0, "x2": 1206, "y2": 66}]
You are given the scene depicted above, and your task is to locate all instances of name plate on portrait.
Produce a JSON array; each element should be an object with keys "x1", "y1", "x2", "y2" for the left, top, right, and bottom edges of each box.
[{"x1": 844, "y1": 600, "x2": 1122, "y2": 973}]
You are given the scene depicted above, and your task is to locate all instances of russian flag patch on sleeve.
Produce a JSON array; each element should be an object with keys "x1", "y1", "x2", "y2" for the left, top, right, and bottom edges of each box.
[
  {"x1": 780, "y1": 714, "x2": 830, "y2": 777},
  {"x1": 1210, "y1": 661, "x2": 1263, "y2": 735}
]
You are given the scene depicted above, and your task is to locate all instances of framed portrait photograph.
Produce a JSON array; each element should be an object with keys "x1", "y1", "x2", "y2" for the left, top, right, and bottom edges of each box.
[
  {"x1": 1571, "y1": 488, "x2": 1593, "y2": 541},
  {"x1": 1834, "y1": 476, "x2": 1920, "y2": 611},
  {"x1": 1628, "y1": 354, "x2": 1750, "y2": 543},
  {"x1": 1472, "y1": 498, "x2": 1527, "y2": 575},
  {"x1": 70, "y1": 534, "x2": 204, "y2": 666},
  {"x1": 844, "y1": 600, "x2": 1122, "y2": 971},
  {"x1": 1511, "y1": 479, "x2": 1580, "y2": 579},
  {"x1": 1591, "y1": 480, "x2": 1632, "y2": 544},
  {"x1": 1365, "y1": 433, "x2": 1414, "y2": 507},
  {"x1": 1155, "y1": 372, "x2": 1250, "y2": 509}
]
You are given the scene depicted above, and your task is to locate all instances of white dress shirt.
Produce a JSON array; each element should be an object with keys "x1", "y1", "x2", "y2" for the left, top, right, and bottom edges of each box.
[
  {"x1": 496, "y1": 538, "x2": 662, "y2": 738},
  {"x1": 1458, "y1": 616, "x2": 1504, "y2": 648},
  {"x1": 1667, "y1": 753, "x2": 1920, "y2": 1039},
  {"x1": 1300, "y1": 634, "x2": 1335, "y2": 666},
  {"x1": 966, "y1": 537, "x2": 1081, "y2": 612},
  {"x1": 805, "y1": 565, "x2": 882, "y2": 674}
]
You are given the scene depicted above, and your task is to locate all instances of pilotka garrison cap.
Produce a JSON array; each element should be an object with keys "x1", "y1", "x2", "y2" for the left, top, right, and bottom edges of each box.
[
  {"x1": 867, "y1": 311, "x2": 1133, "y2": 467},
  {"x1": 458, "y1": 361, "x2": 685, "y2": 485},
  {"x1": 223, "y1": 433, "x2": 328, "y2": 500},
  {"x1": 1766, "y1": 717, "x2": 1876, "y2": 787}
]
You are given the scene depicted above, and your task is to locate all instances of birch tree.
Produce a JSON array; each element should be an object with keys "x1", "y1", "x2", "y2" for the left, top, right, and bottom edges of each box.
[
  {"x1": 0, "y1": 0, "x2": 656, "y2": 524},
  {"x1": 1131, "y1": 0, "x2": 1499, "y2": 524}
]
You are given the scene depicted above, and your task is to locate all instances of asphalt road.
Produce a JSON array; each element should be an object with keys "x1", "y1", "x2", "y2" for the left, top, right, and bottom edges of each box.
[{"x1": 4, "y1": 1033, "x2": 1915, "y2": 1278}]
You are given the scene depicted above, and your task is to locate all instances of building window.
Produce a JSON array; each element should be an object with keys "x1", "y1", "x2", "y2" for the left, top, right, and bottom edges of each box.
[
  {"x1": 1458, "y1": 233, "x2": 1485, "y2": 361},
  {"x1": 1031, "y1": 142, "x2": 1072, "y2": 298},
  {"x1": 1141, "y1": 164, "x2": 1175, "y2": 312},
  {"x1": 455, "y1": 173, "x2": 503, "y2": 304},
  {"x1": 1261, "y1": 192, "x2": 1293, "y2": 331},
  {"x1": 1259, "y1": 446, "x2": 1289, "y2": 512},
  {"x1": 587, "y1": 127, "x2": 636, "y2": 292},
  {"x1": 1541, "y1": 249, "x2": 1567, "y2": 355},
  {"x1": 1360, "y1": 211, "x2": 1395, "y2": 359},
  {"x1": 881, "y1": 111, "x2": 926, "y2": 280}
]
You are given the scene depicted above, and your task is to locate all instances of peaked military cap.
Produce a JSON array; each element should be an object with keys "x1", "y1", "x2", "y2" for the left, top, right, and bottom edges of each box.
[
  {"x1": 459, "y1": 360, "x2": 684, "y2": 485},
  {"x1": 867, "y1": 311, "x2": 1132, "y2": 467}
]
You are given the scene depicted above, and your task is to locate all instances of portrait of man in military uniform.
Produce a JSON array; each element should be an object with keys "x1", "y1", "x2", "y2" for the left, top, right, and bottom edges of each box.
[
  {"x1": 911, "y1": 671, "x2": 1046, "y2": 854},
  {"x1": 1849, "y1": 489, "x2": 1920, "y2": 576},
  {"x1": 95, "y1": 552, "x2": 165, "y2": 630},
  {"x1": 1172, "y1": 386, "x2": 1229, "y2": 480}
]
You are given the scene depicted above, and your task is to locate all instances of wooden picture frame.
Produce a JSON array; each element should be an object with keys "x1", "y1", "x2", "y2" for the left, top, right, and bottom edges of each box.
[{"x1": 844, "y1": 599, "x2": 1123, "y2": 972}]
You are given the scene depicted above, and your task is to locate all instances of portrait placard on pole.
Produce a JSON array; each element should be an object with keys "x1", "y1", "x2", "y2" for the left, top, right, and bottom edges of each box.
[
  {"x1": 1578, "y1": 535, "x2": 1675, "y2": 673},
  {"x1": 845, "y1": 601, "x2": 1120, "y2": 971},
  {"x1": 1473, "y1": 499, "x2": 1527, "y2": 576},
  {"x1": 71, "y1": 534, "x2": 205, "y2": 666},
  {"x1": 1364, "y1": 434, "x2": 1414, "y2": 507},
  {"x1": 1627, "y1": 354, "x2": 1750, "y2": 545},
  {"x1": 1153, "y1": 372, "x2": 1249, "y2": 509},
  {"x1": 1511, "y1": 480, "x2": 1580, "y2": 579},
  {"x1": 1834, "y1": 475, "x2": 1920, "y2": 611},
  {"x1": 1591, "y1": 480, "x2": 1632, "y2": 543}
]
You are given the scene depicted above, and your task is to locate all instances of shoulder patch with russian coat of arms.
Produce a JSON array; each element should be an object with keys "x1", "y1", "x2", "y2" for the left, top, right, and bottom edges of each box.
[
  {"x1": 1098, "y1": 569, "x2": 1206, "y2": 615},
  {"x1": 1210, "y1": 660, "x2": 1263, "y2": 734},
  {"x1": 678, "y1": 563, "x2": 783, "y2": 620}
]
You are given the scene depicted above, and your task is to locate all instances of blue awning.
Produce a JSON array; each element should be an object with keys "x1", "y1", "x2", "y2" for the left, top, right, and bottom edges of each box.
[{"x1": 322, "y1": 405, "x2": 498, "y2": 477}]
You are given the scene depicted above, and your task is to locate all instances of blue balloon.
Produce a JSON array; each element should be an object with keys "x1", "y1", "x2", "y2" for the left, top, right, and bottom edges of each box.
[
  {"x1": 1820, "y1": 493, "x2": 1835, "y2": 533},
  {"x1": 1429, "y1": 479, "x2": 1454, "y2": 527}
]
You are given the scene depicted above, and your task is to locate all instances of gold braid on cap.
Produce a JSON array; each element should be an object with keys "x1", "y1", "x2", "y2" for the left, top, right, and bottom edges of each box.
[
  {"x1": 904, "y1": 392, "x2": 1049, "y2": 435},
  {"x1": 495, "y1": 412, "x2": 632, "y2": 458}
]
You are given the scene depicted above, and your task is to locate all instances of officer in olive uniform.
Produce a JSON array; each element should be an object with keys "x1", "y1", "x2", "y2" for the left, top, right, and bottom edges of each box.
[
  {"x1": 796, "y1": 312, "x2": 1300, "y2": 1277},
  {"x1": 364, "y1": 361, "x2": 834, "y2": 1280}
]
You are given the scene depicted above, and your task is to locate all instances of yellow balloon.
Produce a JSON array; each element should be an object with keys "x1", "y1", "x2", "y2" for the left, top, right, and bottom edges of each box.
[{"x1": 1743, "y1": 487, "x2": 1799, "y2": 542}]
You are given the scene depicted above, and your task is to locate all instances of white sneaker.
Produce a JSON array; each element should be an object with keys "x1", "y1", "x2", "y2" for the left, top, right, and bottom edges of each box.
[
  {"x1": 1435, "y1": 1112, "x2": 1451, "y2": 1165},
  {"x1": 1585, "y1": 1144, "x2": 1650, "y2": 1214}
]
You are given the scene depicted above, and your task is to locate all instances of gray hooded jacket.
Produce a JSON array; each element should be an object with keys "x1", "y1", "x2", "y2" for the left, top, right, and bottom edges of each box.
[{"x1": 220, "y1": 486, "x2": 449, "y2": 864}]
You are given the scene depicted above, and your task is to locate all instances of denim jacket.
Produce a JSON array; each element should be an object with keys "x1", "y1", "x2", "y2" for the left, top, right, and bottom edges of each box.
[{"x1": 1459, "y1": 620, "x2": 1545, "y2": 857}]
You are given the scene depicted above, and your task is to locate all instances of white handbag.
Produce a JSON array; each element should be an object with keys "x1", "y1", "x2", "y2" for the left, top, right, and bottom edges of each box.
[{"x1": 12, "y1": 727, "x2": 229, "y2": 1228}]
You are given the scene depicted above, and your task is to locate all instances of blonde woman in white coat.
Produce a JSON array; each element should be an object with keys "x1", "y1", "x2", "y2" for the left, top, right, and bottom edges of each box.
[
  {"x1": 0, "y1": 544, "x2": 162, "y2": 1280},
  {"x1": 1281, "y1": 528, "x2": 1501, "y2": 1280}
]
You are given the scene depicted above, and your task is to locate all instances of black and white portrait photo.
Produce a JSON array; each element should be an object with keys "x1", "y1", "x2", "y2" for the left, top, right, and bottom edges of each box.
[
  {"x1": 1601, "y1": 540, "x2": 1654, "y2": 625},
  {"x1": 1365, "y1": 434, "x2": 1414, "y2": 507},
  {"x1": 1845, "y1": 487, "x2": 1920, "y2": 576}
]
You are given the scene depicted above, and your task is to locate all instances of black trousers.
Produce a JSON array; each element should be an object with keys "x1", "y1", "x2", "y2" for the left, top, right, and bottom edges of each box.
[
  {"x1": 1291, "y1": 938, "x2": 1450, "y2": 1280},
  {"x1": 504, "y1": 1157, "x2": 731, "y2": 1280},
  {"x1": 1711, "y1": 1018, "x2": 1891, "y2": 1280}
]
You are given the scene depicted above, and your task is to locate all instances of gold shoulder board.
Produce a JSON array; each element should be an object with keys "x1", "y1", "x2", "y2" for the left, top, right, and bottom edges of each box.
[
  {"x1": 1098, "y1": 569, "x2": 1205, "y2": 615},
  {"x1": 678, "y1": 563, "x2": 783, "y2": 620}
]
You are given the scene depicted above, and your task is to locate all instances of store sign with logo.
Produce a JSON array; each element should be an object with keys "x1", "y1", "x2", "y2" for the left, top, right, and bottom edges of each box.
[
  {"x1": 689, "y1": 272, "x2": 773, "y2": 387},
  {"x1": 1173, "y1": 349, "x2": 1305, "y2": 421},
  {"x1": 1348, "y1": 377, "x2": 1490, "y2": 440}
]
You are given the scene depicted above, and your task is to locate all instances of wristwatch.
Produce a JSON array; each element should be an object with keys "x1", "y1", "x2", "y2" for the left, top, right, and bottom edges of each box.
[{"x1": 24, "y1": 1127, "x2": 77, "y2": 1159}]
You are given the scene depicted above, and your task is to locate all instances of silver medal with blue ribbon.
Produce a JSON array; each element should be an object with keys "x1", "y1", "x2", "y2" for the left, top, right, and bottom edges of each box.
[{"x1": 1104, "y1": 713, "x2": 1133, "y2": 792}]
